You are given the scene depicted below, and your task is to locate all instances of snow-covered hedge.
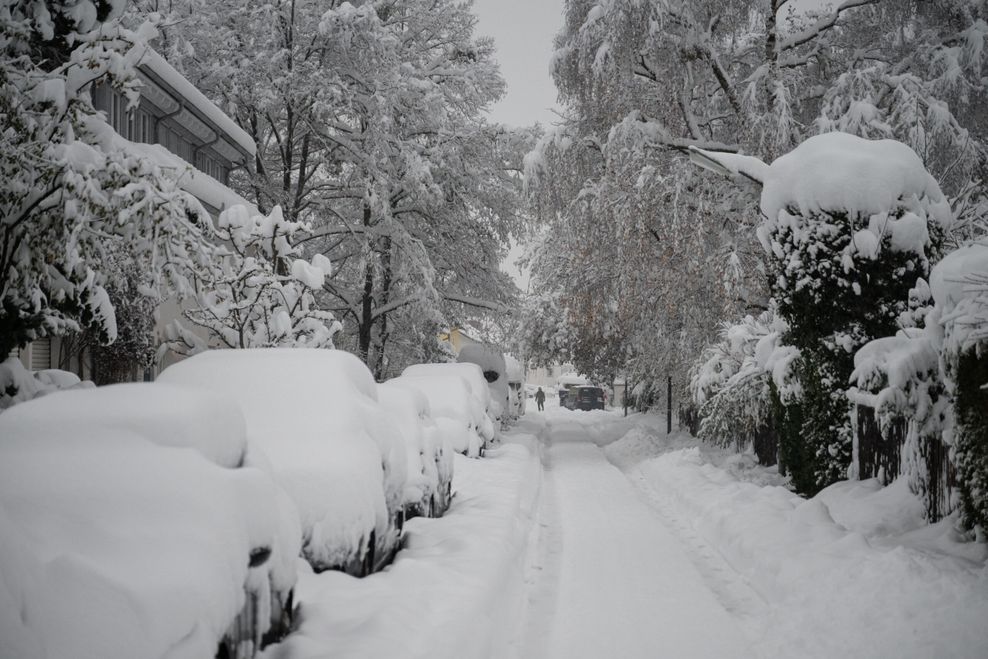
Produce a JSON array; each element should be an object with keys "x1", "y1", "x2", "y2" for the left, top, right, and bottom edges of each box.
[
  {"x1": 851, "y1": 242, "x2": 988, "y2": 531},
  {"x1": 0, "y1": 382, "x2": 291, "y2": 659},
  {"x1": 159, "y1": 348, "x2": 407, "y2": 575},
  {"x1": 690, "y1": 310, "x2": 782, "y2": 464},
  {"x1": 760, "y1": 133, "x2": 948, "y2": 494}
]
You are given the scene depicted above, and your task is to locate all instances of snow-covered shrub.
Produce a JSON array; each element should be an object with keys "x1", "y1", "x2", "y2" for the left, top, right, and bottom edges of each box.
[
  {"x1": 159, "y1": 348, "x2": 407, "y2": 575},
  {"x1": 757, "y1": 133, "x2": 951, "y2": 494},
  {"x1": 691, "y1": 312, "x2": 775, "y2": 455},
  {"x1": 1, "y1": 8, "x2": 215, "y2": 358},
  {"x1": 930, "y1": 243, "x2": 988, "y2": 533},
  {"x1": 165, "y1": 205, "x2": 342, "y2": 354},
  {"x1": 87, "y1": 244, "x2": 158, "y2": 383},
  {"x1": 850, "y1": 329, "x2": 949, "y2": 520},
  {"x1": 0, "y1": 381, "x2": 288, "y2": 659},
  {"x1": 0, "y1": 356, "x2": 93, "y2": 410},
  {"x1": 849, "y1": 241, "x2": 988, "y2": 531}
]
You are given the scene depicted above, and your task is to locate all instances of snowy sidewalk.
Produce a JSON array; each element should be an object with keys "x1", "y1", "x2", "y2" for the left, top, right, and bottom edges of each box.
[
  {"x1": 518, "y1": 410, "x2": 755, "y2": 659},
  {"x1": 261, "y1": 420, "x2": 545, "y2": 659}
]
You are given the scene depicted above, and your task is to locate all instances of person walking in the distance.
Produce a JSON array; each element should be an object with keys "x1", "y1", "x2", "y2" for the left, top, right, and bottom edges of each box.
[{"x1": 535, "y1": 387, "x2": 546, "y2": 411}]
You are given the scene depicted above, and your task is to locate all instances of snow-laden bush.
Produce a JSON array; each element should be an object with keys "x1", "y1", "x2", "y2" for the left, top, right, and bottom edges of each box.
[
  {"x1": 0, "y1": 356, "x2": 93, "y2": 410},
  {"x1": 931, "y1": 243, "x2": 988, "y2": 533},
  {"x1": 850, "y1": 241, "x2": 988, "y2": 531},
  {"x1": 757, "y1": 133, "x2": 951, "y2": 494},
  {"x1": 0, "y1": 381, "x2": 289, "y2": 659},
  {"x1": 159, "y1": 348, "x2": 407, "y2": 575},
  {"x1": 691, "y1": 312, "x2": 774, "y2": 451},
  {"x1": 165, "y1": 205, "x2": 342, "y2": 354}
]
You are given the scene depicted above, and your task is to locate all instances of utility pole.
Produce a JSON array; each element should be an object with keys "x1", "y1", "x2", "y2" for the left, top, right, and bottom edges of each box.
[{"x1": 667, "y1": 375, "x2": 672, "y2": 434}]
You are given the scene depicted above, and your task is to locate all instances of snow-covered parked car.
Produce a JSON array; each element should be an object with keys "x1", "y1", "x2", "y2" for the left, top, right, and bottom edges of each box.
[
  {"x1": 457, "y1": 344, "x2": 510, "y2": 428},
  {"x1": 0, "y1": 383, "x2": 292, "y2": 659},
  {"x1": 392, "y1": 370, "x2": 493, "y2": 457},
  {"x1": 402, "y1": 362, "x2": 497, "y2": 443},
  {"x1": 378, "y1": 382, "x2": 454, "y2": 518},
  {"x1": 159, "y1": 348, "x2": 407, "y2": 576},
  {"x1": 505, "y1": 354, "x2": 526, "y2": 421}
]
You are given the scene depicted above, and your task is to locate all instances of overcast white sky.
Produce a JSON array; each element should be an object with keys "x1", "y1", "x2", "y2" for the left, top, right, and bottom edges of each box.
[
  {"x1": 473, "y1": 0, "x2": 565, "y2": 129},
  {"x1": 472, "y1": 0, "x2": 565, "y2": 290}
]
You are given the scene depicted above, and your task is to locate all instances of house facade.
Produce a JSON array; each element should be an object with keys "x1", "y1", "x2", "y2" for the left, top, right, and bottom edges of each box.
[{"x1": 13, "y1": 45, "x2": 256, "y2": 380}]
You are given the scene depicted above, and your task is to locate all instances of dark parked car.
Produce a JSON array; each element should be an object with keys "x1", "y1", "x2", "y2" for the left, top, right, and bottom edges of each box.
[{"x1": 565, "y1": 386, "x2": 606, "y2": 411}]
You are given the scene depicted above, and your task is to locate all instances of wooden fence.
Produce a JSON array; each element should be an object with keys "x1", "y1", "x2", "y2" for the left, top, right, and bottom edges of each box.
[{"x1": 855, "y1": 404, "x2": 956, "y2": 522}]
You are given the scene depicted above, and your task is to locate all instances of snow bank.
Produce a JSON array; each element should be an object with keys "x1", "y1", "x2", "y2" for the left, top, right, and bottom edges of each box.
[
  {"x1": 259, "y1": 427, "x2": 544, "y2": 659},
  {"x1": 159, "y1": 348, "x2": 406, "y2": 573},
  {"x1": 626, "y1": 435, "x2": 988, "y2": 659},
  {"x1": 0, "y1": 386, "x2": 284, "y2": 659}
]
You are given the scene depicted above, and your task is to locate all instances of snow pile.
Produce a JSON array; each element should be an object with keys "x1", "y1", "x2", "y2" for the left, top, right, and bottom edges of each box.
[
  {"x1": 631, "y1": 444, "x2": 988, "y2": 659},
  {"x1": 159, "y1": 348, "x2": 406, "y2": 574},
  {"x1": 260, "y1": 427, "x2": 544, "y2": 659},
  {"x1": 0, "y1": 357, "x2": 94, "y2": 410},
  {"x1": 0, "y1": 384, "x2": 286, "y2": 659}
]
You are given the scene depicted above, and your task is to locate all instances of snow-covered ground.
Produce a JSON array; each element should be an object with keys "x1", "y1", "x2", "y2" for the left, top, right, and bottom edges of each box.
[
  {"x1": 259, "y1": 415, "x2": 546, "y2": 659},
  {"x1": 264, "y1": 404, "x2": 987, "y2": 659}
]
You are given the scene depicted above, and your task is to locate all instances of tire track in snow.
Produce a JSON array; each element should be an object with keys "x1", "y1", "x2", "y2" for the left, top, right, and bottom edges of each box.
[{"x1": 626, "y1": 466, "x2": 770, "y2": 631}]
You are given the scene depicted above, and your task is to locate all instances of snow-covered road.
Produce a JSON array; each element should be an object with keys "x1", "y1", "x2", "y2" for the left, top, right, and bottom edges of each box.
[
  {"x1": 260, "y1": 405, "x2": 987, "y2": 659},
  {"x1": 518, "y1": 411, "x2": 755, "y2": 659}
]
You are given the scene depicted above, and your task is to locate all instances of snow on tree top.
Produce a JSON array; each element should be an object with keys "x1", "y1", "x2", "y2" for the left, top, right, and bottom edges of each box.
[{"x1": 760, "y1": 132, "x2": 952, "y2": 227}]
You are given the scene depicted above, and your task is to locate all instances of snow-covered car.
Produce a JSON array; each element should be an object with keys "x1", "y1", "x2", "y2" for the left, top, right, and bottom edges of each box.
[
  {"x1": 378, "y1": 382, "x2": 454, "y2": 518},
  {"x1": 456, "y1": 344, "x2": 510, "y2": 429},
  {"x1": 389, "y1": 373, "x2": 491, "y2": 457},
  {"x1": 159, "y1": 348, "x2": 407, "y2": 576},
  {"x1": 402, "y1": 362, "x2": 497, "y2": 444},
  {"x1": 0, "y1": 384, "x2": 289, "y2": 659},
  {"x1": 504, "y1": 355, "x2": 526, "y2": 420}
]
